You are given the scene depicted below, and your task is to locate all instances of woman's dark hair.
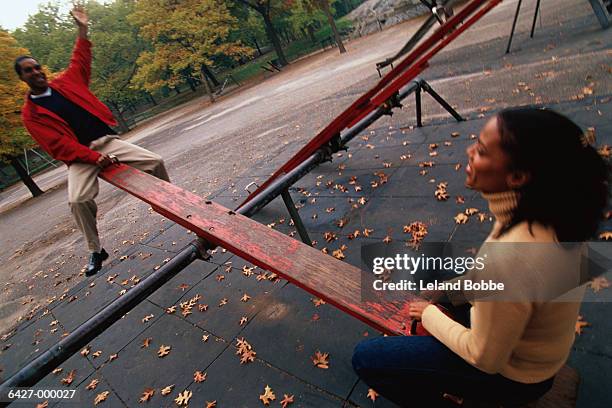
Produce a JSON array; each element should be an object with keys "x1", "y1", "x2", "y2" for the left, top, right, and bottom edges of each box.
[{"x1": 497, "y1": 107, "x2": 609, "y2": 241}]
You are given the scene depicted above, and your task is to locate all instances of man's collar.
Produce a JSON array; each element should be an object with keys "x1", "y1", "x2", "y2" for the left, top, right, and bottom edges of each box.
[{"x1": 30, "y1": 88, "x2": 52, "y2": 99}]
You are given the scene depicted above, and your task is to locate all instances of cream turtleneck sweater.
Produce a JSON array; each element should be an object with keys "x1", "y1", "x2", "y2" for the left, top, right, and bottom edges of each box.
[{"x1": 421, "y1": 190, "x2": 584, "y2": 384}]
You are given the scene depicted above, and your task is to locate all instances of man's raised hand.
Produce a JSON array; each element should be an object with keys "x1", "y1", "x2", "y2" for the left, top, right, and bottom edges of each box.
[{"x1": 70, "y1": 2, "x2": 89, "y2": 36}]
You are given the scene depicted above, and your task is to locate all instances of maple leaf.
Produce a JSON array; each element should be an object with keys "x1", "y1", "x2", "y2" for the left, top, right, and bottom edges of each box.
[
  {"x1": 202, "y1": 334, "x2": 210, "y2": 342},
  {"x1": 81, "y1": 345, "x2": 91, "y2": 357},
  {"x1": 36, "y1": 401, "x2": 48, "y2": 408},
  {"x1": 178, "y1": 283, "x2": 190, "y2": 291},
  {"x1": 92, "y1": 350, "x2": 102, "y2": 358},
  {"x1": 383, "y1": 236, "x2": 392, "y2": 244},
  {"x1": 367, "y1": 388, "x2": 379, "y2": 401},
  {"x1": 575, "y1": 315, "x2": 590, "y2": 335},
  {"x1": 194, "y1": 371, "x2": 207, "y2": 383},
  {"x1": 312, "y1": 298, "x2": 326, "y2": 307},
  {"x1": 61, "y1": 369, "x2": 76, "y2": 385},
  {"x1": 451, "y1": 132, "x2": 460, "y2": 138},
  {"x1": 139, "y1": 388, "x2": 155, "y2": 403},
  {"x1": 94, "y1": 391, "x2": 109, "y2": 405},
  {"x1": 52, "y1": 367, "x2": 63, "y2": 375},
  {"x1": 454, "y1": 213, "x2": 469, "y2": 224},
  {"x1": 241, "y1": 293, "x2": 251, "y2": 302},
  {"x1": 161, "y1": 385, "x2": 174, "y2": 396},
  {"x1": 465, "y1": 208, "x2": 479, "y2": 216},
  {"x1": 174, "y1": 390, "x2": 192, "y2": 406},
  {"x1": 142, "y1": 314, "x2": 154, "y2": 323},
  {"x1": 312, "y1": 350, "x2": 330, "y2": 369},
  {"x1": 239, "y1": 316, "x2": 248, "y2": 326},
  {"x1": 240, "y1": 349, "x2": 257, "y2": 364},
  {"x1": 166, "y1": 306, "x2": 177, "y2": 314},
  {"x1": 206, "y1": 401, "x2": 217, "y2": 408},
  {"x1": 332, "y1": 249, "x2": 345, "y2": 260},
  {"x1": 157, "y1": 345, "x2": 171, "y2": 358},
  {"x1": 86, "y1": 379, "x2": 99, "y2": 390},
  {"x1": 141, "y1": 337, "x2": 152, "y2": 348},
  {"x1": 259, "y1": 385, "x2": 276, "y2": 405},
  {"x1": 598, "y1": 231, "x2": 612, "y2": 240},
  {"x1": 588, "y1": 276, "x2": 610, "y2": 293},
  {"x1": 198, "y1": 304, "x2": 209, "y2": 312},
  {"x1": 280, "y1": 394, "x2": 295, "y2": 408},
  {"x1": 219, "y1": 298, "x2": 228, "y2": 307}
]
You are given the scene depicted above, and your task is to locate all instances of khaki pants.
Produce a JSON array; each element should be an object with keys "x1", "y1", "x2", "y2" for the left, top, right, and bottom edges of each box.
[{"x1": 68, "y1": 136, "x2": 170, "y2": 252}]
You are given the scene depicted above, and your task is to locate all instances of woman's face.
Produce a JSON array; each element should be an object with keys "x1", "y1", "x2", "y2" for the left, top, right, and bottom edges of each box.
[{"x1": 465, "y1": 117, "x2": 514, "y2": 193}]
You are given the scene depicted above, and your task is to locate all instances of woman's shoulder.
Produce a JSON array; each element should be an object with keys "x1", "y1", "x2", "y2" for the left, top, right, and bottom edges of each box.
[{"x1": 497, "y1": 220, "x2": 557, "y2": 243}]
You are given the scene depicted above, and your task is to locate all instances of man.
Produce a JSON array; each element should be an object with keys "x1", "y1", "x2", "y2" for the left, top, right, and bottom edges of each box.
[{"x1": 17, "y1": 5, "x2": 170, "y2": 276}]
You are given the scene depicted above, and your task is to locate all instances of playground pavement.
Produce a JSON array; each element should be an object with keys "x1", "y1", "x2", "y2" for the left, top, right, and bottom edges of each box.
[
  {"x1": 1, "y1": 97, "x2": 611, "y2": 407},
  {"x1": 1, "y1": 1, "x2": 611, "y2": 407}
]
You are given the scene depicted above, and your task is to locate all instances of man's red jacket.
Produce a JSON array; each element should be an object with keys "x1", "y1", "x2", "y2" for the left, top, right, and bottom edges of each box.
[{"x1": 21, "y1": 38, "x2": 118, "y2": 165}]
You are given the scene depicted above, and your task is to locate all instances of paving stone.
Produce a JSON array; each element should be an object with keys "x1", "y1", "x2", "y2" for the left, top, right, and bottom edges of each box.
[
  {"x1": 240, "y1": 283, "x2": 374, "y2": 400},
  {"x1": 174, "y1": 260, "x2": 284, "y2": 340},
  {"x1": 567, "y1": 350, "x2": 612, "y2": 408},
  {"x1": 83, "y1": 300, "x2": 165, "y2": 369},
  {"x1": 347, "y1": 378, "x2": 400, "y2": 408},
  {"x1": 143, "y1": 224, "x2": 196, "y2": 253},
  {"x1": 98, "y1": 313, "x2": 226, "y2": 407},
  {"x1": 52, "y1": 373, "x2": 126, "y2": 408},
  {"x1": 0, "y1": 313, "x2": 65, "y2": 380},
  {"x1": 36, "y1": 351, "x2": 95, "y2": 391},
  {"x1": 573, "y1": 299, "x2": 612, "y2": 358},
  {"x1": 183, "y1": 345, "x2": 345, "y2": 407}
]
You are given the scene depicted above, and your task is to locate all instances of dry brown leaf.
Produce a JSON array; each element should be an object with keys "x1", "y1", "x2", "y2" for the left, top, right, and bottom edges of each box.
[
  {"x1": 239, "y1": 316, "x2": 248, "y2": 326},
  {"x1": 598, "y1": 231, "x2": 612, "y2": 240},
  {"x1": 142, "y1": 314, "x2": 154, "y2": 323},
  {"x1": 92, "y1": 350, "x2": 102, "y2": 358},
  {"x1": 81, "y1": 346, "x2": 91, "y2": 357},
  {"x1": 61, "y1": 369, "x2": 76, "y2": 385},
  {"x1": 588, "y1": 276, "x2": 610, "y2": 293},
  {"x1": 332, "y1": 249, "x2": 345, "y2": 260},
  {"x1": 36, "y1": 401, "x2": 48, "y2": 408},
  {"x1": 367, "y1": 388, "x2": 379, "y2": 401},
  {"x1": 174, "y1": 390, "x2": 192, "y2": 406},
  {"x1": 454, "y1": 213, "x2": 469, "y2": 224},
  {"x1": 383, "y1": 236, "x2": 392, "y2": 244},
  {"x1": 139, "y1": 388, "x2": 155, "y2": 403},
  {"x1": 141, "y1": 337, "x2": 152, "y2": 348},
  {"x1": 86, "y1": 379, "x2": 99, "y2": 390},
  {"x1": 161, "y1": 385, "x2": 174, "y2": 396},
  {"x1": 312, "y1": 298, "x2": 326, "y2": 307},
  {"x1": 202, "y1": 334, "x2": 210, "y2": 342},
  {"x1": 157, "y1": 345, "x2": 171, "y2": 358},
  {"x1": 94, "y1": 391, "x2": 109, "y2": 405},
  {"x1": 259, "y1": 385, "x2": 276, "y2": 406},
  {"x1": 312, "y1": 350, "x2": 330, "y2": 369},
  {"x1": 206, "y1": 401, "x2": 217, "y2": 408},
  {"x1": 194, "y1": 371, "x2": 207, "y2": 383},
  {"x1": 219, "y1": 298, "x2": 228, "y2": 307},
  {"x1": 280, "y1": 394, "x2": 295, "y2": 408},
  {"x1": 575, "y1": 315, "x2": 590, "y2": 335},
  {"x1": 107, "y1": 354, "x2": 118, "y2": 362}
]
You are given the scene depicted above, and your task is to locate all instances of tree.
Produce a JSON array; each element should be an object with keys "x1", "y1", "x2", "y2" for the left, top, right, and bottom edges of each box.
[
  {"x1": 129, "y1": 0, "x2": 251, "y2": 103},
  {"x1": 308, "y1": 0, "x2": 346, "y2": 53},
  {"x1": 237, "y1": 0, "x2": 289, "y2": 66},
  {"x1": 0, "y1": 30, "x2": 43, "y2": 197}
]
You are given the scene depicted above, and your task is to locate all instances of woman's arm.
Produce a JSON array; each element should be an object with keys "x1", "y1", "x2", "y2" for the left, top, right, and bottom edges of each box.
[{"x1": 421, "y1": 301, "x2": 532, "y2": 374}]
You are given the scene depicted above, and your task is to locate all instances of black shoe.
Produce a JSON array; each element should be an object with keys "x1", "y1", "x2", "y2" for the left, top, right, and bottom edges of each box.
[{"x1": 86, "y1": 248, "x2": 109, "y2": 276}]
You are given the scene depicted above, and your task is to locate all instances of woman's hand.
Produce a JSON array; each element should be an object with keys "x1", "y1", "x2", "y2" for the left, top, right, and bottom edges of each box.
[{"x1": 409, "y1": 300, "x2": 432, "y2": 321}]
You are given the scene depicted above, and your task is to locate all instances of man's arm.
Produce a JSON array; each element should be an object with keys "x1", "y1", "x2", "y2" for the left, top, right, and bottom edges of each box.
[{"x1": 58, "y1": 5, "x2": 91, "y2": 85}]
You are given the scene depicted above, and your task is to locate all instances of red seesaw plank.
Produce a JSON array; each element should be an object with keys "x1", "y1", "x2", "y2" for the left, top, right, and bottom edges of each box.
[{"x1": 101, "y1": 164, "x2": 414, "y2": 335}]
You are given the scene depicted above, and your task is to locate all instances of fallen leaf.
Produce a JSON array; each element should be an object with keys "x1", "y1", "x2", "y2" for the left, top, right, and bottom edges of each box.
[
  {"x1": 588, "y1": 276, "x2": 610, "y2": 293},
  {"x1": 94, "y1": 391, "x2": 109, "y2": 405},
  {"x1": 206, "y1": 401, "x2": 217, "y2": 408},
  {"x1": 312, "y1": 298, "x2": 326, "y2": 307},
  {"x1": 239, "y1": 316, "x2": 248, "y2": 326},
  {"x1": 157, "y1": 345, "x2": 171, "y2": 358},
  {"x1": 86, "y1": 379, "x2": 99, "y2": 390},
  {"x1": 139, "y1": 388, "x2": 155, "y2": 403},
  {"x1": 280, "y1": 394, "x2": 295, "y2": 408},
  {"x1": 161, "y1": 385, "x2": 174, "y2": 396},
  {"x1": 311, "y1": 350, "x2": 330, "y2": 369},
  {"x1": 36, "y1": 402, "x2": 48, "y2": 408},
  {"x1": 61, "y1": 370, "x2": 76, "y2": 385},
  {"x1": 142, "y1": 314, "x2": 154, "y2": 323},
  {"x1": 219, "y1": 298, "x2": 228, "y2": 307},
  {"x1": 107, "y1": 354, "x2": 118, "y2": 362},
  {"x1": 332, "y1": 249, "x2": 345, "y2": 260},
  {"x1": 174, "y1": 390, "x2": 192, "y2": 406},
  {"x1": 241, "y1": 293, "x2": 251, "y2": 302},
  {"x1": 598, "y1": 231, "x2": 612, "y2": 240},
  {"x1": 194, "y1": 371, "x2": 207, "y2": 383},
  {"x1": 454, "y1": 213, "x2": 469, "y2": 224},
  {"x1": 202, "y1": 334, "x2": 210, "y2": 342},
  {"x1": 259, "y1": 385, "x2": 276, "y2": 406},
  {"x1": 367, "y1": 388, "x2": 379, "y2": 401},
  {"x1": 141, "y1": 337, "x2": 152, "y2": 348},
  {"x1": 81, "y1": 346, "x2": 91, "y2": 357},
  {"x1": 575, "y1": 315, "x2": 590, "y2": 335}
]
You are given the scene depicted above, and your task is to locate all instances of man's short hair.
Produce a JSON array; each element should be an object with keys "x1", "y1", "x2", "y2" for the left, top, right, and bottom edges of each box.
[{"x1": 14, "y1": 55, "x2": 35, "y2": 76}]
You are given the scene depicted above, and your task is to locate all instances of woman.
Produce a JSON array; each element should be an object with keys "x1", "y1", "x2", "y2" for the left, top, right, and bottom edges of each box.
[{"x1": 352, "y1": 107, "x2": 609, "y2": 407}]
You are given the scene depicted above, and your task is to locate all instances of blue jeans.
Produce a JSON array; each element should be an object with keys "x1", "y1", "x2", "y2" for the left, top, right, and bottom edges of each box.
[{"x1": 352, "y1": 335, "x2": 554, "y2": 407}]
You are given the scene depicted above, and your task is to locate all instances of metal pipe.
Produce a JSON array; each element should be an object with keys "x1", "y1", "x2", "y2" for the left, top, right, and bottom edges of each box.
[
  {"x1": 281, "y1": 189, "x2": 312, "y2": 245},
  {"x1": 0, "y1": 243, "x2": 201, "y2": 405},
  {"x1": 530, "y1": 0, "x2": 541, "y2": 38},
  {"x1": 506, "y1": 0, "x2": 523, "y2": 54}
]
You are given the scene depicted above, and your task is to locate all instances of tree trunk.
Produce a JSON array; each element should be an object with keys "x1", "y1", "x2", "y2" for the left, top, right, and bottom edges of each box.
[
  {"x1": 10, "y1": 156, "x2": 43, "y2": 197},
  {"x1": 307, "y1": 25, "x2": 316, "y2": 43},
  {"x1": 252, "y1": 37, "x2": 262, "y2": 56},
  {"x1": 202, "y1": 65, "x2": 220, "y2": 87},
  {"x1": 261, "y1": 12, "x2": 288, "y2": 66},
  {"x1": 187, "y1": 77, "x2": 197, "y2": 92},
  {"x1": 200, "y1": 70, "x2": 215, "y2": 103},
  {"x1": 109, "y1": 101, "x2": 130, "y2": 134},
  {"x1": 321, "y1": 0, "x2": 347, "y2": 53},
  {"x1": 175, "y1": 87, "x2": 181, "y2": 95}
]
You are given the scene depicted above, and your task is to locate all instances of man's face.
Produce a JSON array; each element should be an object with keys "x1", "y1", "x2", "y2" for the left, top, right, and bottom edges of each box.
[{"x1": 18, "y1": 58, "x2": 48, "y2": 91}]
